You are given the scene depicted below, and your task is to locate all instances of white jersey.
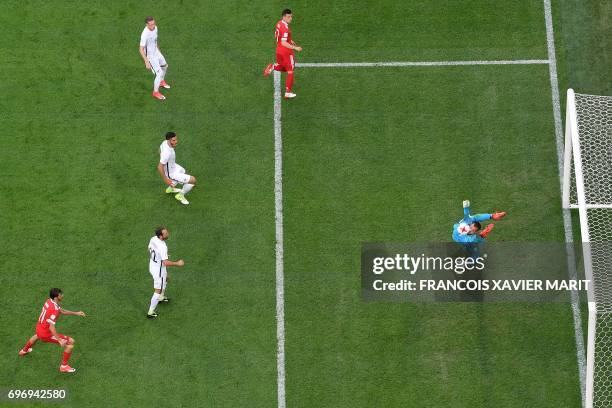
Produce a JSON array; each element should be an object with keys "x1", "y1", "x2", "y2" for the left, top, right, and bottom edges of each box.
[
  {"x1": 159, "y1": 140, "x2": 177, "y2": 178},
  {"x1": 140, "y1": 26, "x2": 158, "y2": 58},
  {"x1": 148, "y1": 236, "x2": 168, "y2": 276}
]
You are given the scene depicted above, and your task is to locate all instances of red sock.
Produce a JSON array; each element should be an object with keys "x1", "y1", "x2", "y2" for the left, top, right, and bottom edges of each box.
[
  {"x1": 62, "y1": 351, "x2": 72, "y2": 365},
  {"x1": 22, "y1": 341, "x2": 33, "y2": 351},
  {"x1": 286, "y1": 72, "x2": 294, "y2": 92}
]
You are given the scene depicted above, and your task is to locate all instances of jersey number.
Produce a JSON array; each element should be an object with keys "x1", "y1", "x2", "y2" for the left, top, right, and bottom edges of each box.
[{"x1": 150, "y1": 249, "x2": 157, "y2": 262}]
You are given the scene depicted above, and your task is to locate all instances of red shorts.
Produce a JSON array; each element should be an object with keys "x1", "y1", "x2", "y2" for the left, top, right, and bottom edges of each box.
[
  {"x1": 36, "y1": 328, "x2": 71, "y2": 344},
  {"x1": 275, "y1": 52, "x2": 295, "y2": 72}
]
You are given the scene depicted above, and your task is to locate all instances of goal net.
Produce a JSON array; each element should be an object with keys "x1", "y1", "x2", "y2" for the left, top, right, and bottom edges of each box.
[{"x1": 562, "y1": 89, "x2": 612, "y2": 408}]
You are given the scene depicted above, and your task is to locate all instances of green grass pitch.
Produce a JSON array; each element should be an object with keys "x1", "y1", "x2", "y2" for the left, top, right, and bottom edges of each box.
[{"x1": 1, "y1": 0, "x2": 609, "y2": 407}]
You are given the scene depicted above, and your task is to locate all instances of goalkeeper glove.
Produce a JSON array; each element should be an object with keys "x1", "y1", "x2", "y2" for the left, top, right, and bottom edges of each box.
[
  {"x1": 479, "y1": 223, "x2": 494, "y2": 238},
  {"x1": 463, "y1": 200, "x2": 470, "y2": 208},
  {"x1": 492, "y1": 211, "x2": 507, "y2": 220}
]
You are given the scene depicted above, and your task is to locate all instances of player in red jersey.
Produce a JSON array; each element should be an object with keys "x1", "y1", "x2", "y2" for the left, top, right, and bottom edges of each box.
[
  {"x1": 18, "y1": 288, "x2": 86, "y2": 373},
  {"x1": 263, "y1": 9, "x2": 303, "y2": 99}
]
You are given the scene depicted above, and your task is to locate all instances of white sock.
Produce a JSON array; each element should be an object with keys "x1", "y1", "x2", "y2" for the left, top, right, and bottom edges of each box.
[
  {"x1": 161, "y1": 65, "x2": 168, "y2": 80},
  {"x1": 154, "y1": 71, "x2": 163, "y2": 92},
  {"x1": 148, "y1": 293, "x2": 161, "y2": 314},
  {"x1": 181, "y1": 183, "x2": 194, "y2": 195}
]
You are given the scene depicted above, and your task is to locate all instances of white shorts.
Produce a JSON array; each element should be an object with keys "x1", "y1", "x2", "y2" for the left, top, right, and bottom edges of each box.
[
  {"x1": 169, "y1": 164, "x2": 192, "y2": 185},
  {"x1": 150, "y1": 269, "x2": 168, "y2": 290},
  {"x1": 148, "y1": 52, "x2": 167, "y2": 75}
]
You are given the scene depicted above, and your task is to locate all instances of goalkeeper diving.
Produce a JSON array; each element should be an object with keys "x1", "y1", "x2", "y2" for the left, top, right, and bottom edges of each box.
[{"x1": 452, "y1": 200, "x2": 507, "y2": 243}]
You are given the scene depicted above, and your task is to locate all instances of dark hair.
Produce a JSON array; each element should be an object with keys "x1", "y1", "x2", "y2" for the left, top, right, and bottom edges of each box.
[
  {"x1": 165, "y1": 131, "x2": 176, "y2": 140},
  {"x1": 155, "y1": 227, "x2": 166, "y2": 238},
  {"x1": 282, "y1": 9, "x2": 292, "y2": 16},
  {"x1": 473, "y1": 222, "x2": 482, "y2": 231},
  {"x1": 49, "y1": 288, "x2": 63, "y2": 299},
  {"x1": 145, "y1": 16, "x2": 155, "y2": 24}
]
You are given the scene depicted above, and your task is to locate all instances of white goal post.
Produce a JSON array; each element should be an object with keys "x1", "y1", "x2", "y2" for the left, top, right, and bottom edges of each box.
[{"x1": 562, "y1": 88, "x2": 612, "y2": 408}]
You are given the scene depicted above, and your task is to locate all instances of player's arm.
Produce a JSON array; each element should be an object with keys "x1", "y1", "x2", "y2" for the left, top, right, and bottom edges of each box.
[
  {"x1": 139, "y1": 32, "x2": 151, "y2": 69},
  {"x1": 163, "y1": 259, "x2": 185, "y2": 267},
  {"x1": 281, "y1": 38, "x2": 302, "y2": 52},
  {"x1": 462, "y1": 200, "x2": 471, "y2": 218},
  {"x1": 157, "y1": 163, "x2": 173, "y2": 186},
  {"x1": 140, "y1": 46, "x2": 151, "y2": 69},
  {"x1": 60, "y1": 309, "x2": 86, "y2": 317}
]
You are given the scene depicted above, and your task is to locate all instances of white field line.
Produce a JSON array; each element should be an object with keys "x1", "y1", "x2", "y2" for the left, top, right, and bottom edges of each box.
[
  {"x1": 273, "y1": 70, "x2": 286, "y2": 408},
  {"x1": 297, "y1": 59, "x2": 549, "y2": 68},
  {"x1": 278, "y1": 37, "x2": 583, "y2": 408},
  {"x1": 544, "y1": 0, "x2": 587, "y2": 405}
]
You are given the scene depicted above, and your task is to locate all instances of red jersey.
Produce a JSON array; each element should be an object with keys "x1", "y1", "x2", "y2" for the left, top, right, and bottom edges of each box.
[
  {"x1": 36, "y1": 299, "x2": 61, "y2": 337},
  {"x1": 275, "y1": 20, "x2": 293, "y2": 56}
]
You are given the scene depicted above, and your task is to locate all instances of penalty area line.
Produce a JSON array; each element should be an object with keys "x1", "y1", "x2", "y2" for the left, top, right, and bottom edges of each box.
[
  {"x1": 273, "y1": 70, "x2": 287, "y2": 408},
  {"x1": 273, "y1": 54, "x2": 554, "y2": 408},
  {"x1": 297, "y1": 59, "x2": 550, "y2": 68}
]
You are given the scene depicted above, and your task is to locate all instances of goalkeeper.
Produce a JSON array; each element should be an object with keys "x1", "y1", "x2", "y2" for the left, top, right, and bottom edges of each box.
[{"x1": 452, "y1": 200, "x2": 506, "y2": 243}]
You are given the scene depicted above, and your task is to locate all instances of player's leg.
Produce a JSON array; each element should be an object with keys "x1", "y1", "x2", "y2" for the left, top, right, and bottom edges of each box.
[
  {"x1": 492, "y1": 211, "x2": 507, "y2": 220},
  {"x1": 473, "y1": 212, "x2": 507, "y2": 222},
  {"x1": 147, "y1": 274, "x2": 163, "y2": 318},
  {"x1": 149, "y1": 57, "x2": 165, "y2": 100},
  {"x1": 158, "y1": 53, "x2": 170, "y2": 89},
  {"x1": 159, "y1": 272, "x2": 170, "y2": 303},
  {"x1": 148, "y1": 288, "x2": 162, "y2": 317},
  {"x1": 19, "y1": 334, "x2": 38, "y2": 356},
  {"x1": 180, "y1": 175, "x2": 196, "y2": 194},
  {"x1": 465, "y1": 243, "x2": 481, "y2": 261},
  {"x1": 59, "y1": 335, "x2": 76, "y2": 372},
  {"x1": 153, "y1": 66, "x2": 163, "y2": 92},
  {"x1": 284, "y1": 55, "x2": 296, "y2": 99},
  {"x1": 471, "y1": 213, "x2": 492, "y2": 222},
  {"x1": 172, "y1": 166, "x2": 195, "y2": 205},
  {"x1": 286, "y1": 55, "x2": 295, "y2": 90},
  {"x1": 264, "y1": 63, "x2": 275, "y2": 76},
  {"x1": 274, "y1": 53, "x2": 287, "y2": 72},
  {"x1": 175, "y1": 177, "x2": 195, "y2": 205}
]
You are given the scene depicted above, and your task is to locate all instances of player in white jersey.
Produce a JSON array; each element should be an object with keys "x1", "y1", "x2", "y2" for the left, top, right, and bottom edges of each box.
[
  {"x1": 147, "y1": 227, "x2": 185, "y2": 318},
  {"x1": 158, "y1": 131, "x2": 197, "y2": 205},
  {"x1": 139, "y1": 16, "x2": 170, "y2": 101}
]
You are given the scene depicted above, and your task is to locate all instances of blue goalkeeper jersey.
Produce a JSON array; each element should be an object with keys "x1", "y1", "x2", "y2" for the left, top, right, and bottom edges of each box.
[{"x1": 452, "y1": 205, "x2": 491, "y2": 243}]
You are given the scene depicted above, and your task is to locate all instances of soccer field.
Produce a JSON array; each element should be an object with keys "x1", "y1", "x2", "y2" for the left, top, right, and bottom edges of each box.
[{"x1": 1, "y1": 1, "x2": 610, "y2": 407}]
